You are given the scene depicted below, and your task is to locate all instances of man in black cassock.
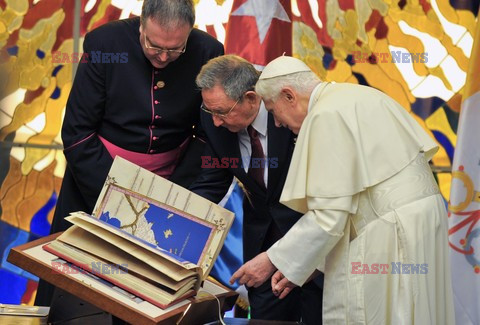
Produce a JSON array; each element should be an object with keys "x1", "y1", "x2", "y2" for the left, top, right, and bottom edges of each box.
[{"x1": 35, "y1": 1, "x2": 223, "y2": 322}]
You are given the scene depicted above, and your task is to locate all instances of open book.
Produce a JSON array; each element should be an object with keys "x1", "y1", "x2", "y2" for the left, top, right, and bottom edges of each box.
[{"x1": 43, "y1": 157, "x2": 235, "y2": 309}]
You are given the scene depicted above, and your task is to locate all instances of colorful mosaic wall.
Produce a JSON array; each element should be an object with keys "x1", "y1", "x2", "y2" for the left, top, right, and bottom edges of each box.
[
  {"x1": 0, "y1": 0, "x2": 135, "y2": 304},
  {"x1": 0, "y1": 0, "x2": 478, "y2": 304}
]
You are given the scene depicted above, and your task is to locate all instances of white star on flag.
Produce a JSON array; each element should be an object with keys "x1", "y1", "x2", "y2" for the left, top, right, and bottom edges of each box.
[{"x1": 231, "y1": 0, "x2": 291, "y2": 44}]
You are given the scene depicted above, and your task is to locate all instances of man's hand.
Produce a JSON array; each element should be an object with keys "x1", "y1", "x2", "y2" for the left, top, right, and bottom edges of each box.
[
  {"x1": 230, "y1": 252, "x2": 277, "y2": 287},
  {"x1": 271, "y1": 270, "x2": 297, "y2": 299}
]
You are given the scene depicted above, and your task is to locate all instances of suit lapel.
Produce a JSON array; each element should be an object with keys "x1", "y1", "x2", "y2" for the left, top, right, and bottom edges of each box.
[{"x1": 214, "y1": 126, "x2": 242, "y2": 167}]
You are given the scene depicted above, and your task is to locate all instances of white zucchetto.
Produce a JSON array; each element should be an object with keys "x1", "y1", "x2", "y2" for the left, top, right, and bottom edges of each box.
[{"x1": 259, "y1": 55, "x2": 311, "y2": 80}]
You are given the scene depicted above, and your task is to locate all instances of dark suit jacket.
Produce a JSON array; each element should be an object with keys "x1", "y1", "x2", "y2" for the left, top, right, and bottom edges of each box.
[{"x1": 190, "y1": 110, "x2": 302, "y2": 262}]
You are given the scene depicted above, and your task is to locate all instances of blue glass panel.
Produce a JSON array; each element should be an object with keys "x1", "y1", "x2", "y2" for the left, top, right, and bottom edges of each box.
[{"x1": 30, "y1": 191, "x2": 56, "y2": 237}]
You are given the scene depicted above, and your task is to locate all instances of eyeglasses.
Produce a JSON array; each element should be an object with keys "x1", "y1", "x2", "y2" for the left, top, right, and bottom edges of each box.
[
  {"x1": 201, "y1": 97, "x2": 241, "y2": 118},
  {"x1": 143, "y1": 33, "x2": 186, "y2": 56}
]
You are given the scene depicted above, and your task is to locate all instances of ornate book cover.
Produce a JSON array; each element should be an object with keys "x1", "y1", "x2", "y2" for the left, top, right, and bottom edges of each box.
[{"x1": 92, "y1": 156, "x2": 234, "y2": 279}]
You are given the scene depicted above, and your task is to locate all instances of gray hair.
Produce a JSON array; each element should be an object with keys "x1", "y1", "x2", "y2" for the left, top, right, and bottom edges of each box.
[
  {"x1": 255, "y1": 71, "x2": 320, "y2": 101},
  {"x1": 141, "y1": 0, "x2": 195, "y2": 28},
  {"x1": 196, "y1": 55, "x2": 260, "y2": 101}
]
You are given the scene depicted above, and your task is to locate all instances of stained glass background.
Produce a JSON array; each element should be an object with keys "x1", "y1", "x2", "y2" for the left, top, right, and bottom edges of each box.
[{"x1": 0, "y1": 0, "x2": 478, "y2": 305}]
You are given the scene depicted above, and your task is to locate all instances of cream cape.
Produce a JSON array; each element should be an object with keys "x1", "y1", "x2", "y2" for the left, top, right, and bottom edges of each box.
[{"x1": 280, "y1": 82, "x2": 438, "y2": 213}]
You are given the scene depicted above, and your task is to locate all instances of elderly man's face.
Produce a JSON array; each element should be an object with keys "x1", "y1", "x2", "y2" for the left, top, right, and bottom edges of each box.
[
  {"x1": 263, "y1": 95, "x2": 305, "y2": 134},
  {"x1": 201, "y1": 85, "x2": 259, "y2": 133},
  {"x1": 139, "y1": 17, "x2": 190, "y2": 69}
]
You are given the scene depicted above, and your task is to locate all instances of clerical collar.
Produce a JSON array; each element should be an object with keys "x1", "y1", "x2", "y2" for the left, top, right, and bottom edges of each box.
[
  {"x1": 308, "y1": 82, "x2": 330, "y2": 112},
  {"x1": 249, "y1": 101, "x2": 268, "y2": 136}
]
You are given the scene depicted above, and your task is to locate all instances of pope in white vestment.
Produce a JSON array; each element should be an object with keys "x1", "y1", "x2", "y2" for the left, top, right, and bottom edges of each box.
[{"x1": 231, "y1": 56, "x2": 455, "y2": 325}]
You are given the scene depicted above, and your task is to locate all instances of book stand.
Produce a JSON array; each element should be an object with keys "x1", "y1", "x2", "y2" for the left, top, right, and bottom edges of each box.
[{"x1": 8, "y1": 234, "x2": 238, "y2": 325}]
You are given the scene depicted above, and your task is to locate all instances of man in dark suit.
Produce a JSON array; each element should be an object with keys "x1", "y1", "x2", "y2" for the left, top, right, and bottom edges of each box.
[{"x1": 189, "y1": 55, "x2": 322, "y2": 324}]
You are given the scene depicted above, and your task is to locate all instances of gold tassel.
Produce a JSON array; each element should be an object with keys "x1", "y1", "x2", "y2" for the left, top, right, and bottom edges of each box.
[{"x1": 235, "y1": 178, "x2": 252, "y2": 206}]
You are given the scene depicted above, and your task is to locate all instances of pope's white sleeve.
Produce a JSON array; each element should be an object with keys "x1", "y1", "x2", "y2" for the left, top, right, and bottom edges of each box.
[{"x1": 267, "y1": 198, "x2": 349, "y2": 286}]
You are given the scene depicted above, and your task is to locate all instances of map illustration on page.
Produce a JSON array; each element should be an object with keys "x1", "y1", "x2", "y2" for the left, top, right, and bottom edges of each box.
[{"x1": 97, "y1": 185, "x2": 216, "y2": 265}]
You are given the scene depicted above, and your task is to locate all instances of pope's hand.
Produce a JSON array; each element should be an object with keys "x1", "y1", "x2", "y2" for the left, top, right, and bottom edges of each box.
[
  {"x1": 271, "y1": 270, "x2": 297, "y2": 299},
  {"x1": 230, "y1": 252, "x2": 276, "y2": 288}
]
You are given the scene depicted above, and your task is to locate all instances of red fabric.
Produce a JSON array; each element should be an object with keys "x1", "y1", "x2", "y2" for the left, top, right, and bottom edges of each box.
[
  {"x1": 225, "y1": 0, "x2": 292, "y2": 66},
  {"x1": 206, "y1": 25, "x2": 217, "y2": 39}
]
